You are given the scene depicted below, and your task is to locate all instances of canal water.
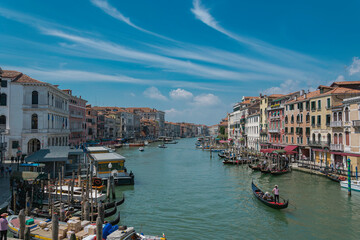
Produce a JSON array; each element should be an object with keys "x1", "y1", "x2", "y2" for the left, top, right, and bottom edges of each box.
[{"x1": 114, "y1": 138, "x2": 360, "y2": 239}]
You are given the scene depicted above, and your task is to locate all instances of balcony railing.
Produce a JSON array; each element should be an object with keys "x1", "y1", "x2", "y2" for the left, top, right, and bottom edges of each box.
[
  {"x1": 352, "y1": 120, "x2": 360, "y2": 127},
  {"x1": 270, "y1": 115, "x2": 280, "y2": 120},
  {"x1": 268, "y1": 128, "x2": 280, "y2": 133},
  {"x1": 330, "y1": 144, "x2": 344, "y2": 151},
  {"x1": 309, "y1": 141, "x2": 330, "y2": 147},
  {"x1": 330, "y1": 121, "x2": 343, "y2": 127}
]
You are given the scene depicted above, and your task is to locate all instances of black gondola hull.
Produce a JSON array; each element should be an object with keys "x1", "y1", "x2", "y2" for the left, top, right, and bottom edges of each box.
[{"x1": 251, "y1": 181, "x2": 288, "y2": 209}]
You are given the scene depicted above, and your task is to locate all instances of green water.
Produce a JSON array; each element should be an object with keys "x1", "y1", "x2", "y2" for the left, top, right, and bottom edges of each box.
[{"x1": 113, "y1": 138, "x2": 360, "y2": 239}]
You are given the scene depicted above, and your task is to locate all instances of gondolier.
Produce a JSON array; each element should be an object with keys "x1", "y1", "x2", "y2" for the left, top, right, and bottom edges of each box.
[{"x1": 272, "y1": 185, "x2": 279, "y2": 203}]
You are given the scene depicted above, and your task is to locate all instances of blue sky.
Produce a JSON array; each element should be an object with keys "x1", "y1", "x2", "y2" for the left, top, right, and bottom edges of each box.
[{"x1": 1, "y1": 0, "x2": 360, "y2": 125}]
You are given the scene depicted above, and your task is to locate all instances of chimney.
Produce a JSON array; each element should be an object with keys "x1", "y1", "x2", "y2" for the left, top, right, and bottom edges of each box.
[
  {"x1": 304, "y1": 93, "x2": 307, "y2": 99},
  {"x1": 300, "y1": 90, "x2": 305, "y2": 96}
]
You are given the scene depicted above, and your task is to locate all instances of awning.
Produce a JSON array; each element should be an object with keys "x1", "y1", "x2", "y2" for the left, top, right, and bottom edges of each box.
[
  {"x1": 331, "y1": 152, "x2": 343, "y2": 155},
  {"x1": 342, "y1": 152, "x2": 360, "y2": 157},
  {"x1": 283, "y1": 145, "x2": 298, "y2": 152}
]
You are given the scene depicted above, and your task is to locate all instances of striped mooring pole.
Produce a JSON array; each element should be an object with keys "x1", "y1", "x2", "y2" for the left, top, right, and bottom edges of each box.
[
  {"x1": 347, "y1": 158, "x2": 351, "y2": 196},
  {"x1": 356, "y1": 166, "x2": 358, "y2": 180}
]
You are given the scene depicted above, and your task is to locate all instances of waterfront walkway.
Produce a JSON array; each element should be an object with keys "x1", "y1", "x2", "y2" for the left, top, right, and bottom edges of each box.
[{"x1": 0, "y1": 162, "x2": 13, "y2": 210}]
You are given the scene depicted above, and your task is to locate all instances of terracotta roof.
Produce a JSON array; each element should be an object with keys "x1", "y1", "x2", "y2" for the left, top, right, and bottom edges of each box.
[
  {"x1": 126, "y1": 107, "x2": 159, "y2": 113},
  {"x1": 2, "y1": 70, "x2": 44, "y2": 83},
  {"x1": 323, "y1": 87, "x2": 360, "y2": 95},
  {"x1": 92, "y1": 106, "x2": 128, "y2": 113},
  {"x1": 330, "y1": 81, "x2": 360, "y2": 87},
  {"x1": 285, "y1": 90, "x2": 321, "y2": 104},
  {"x1": 268, "y1": 94, "x2": 284, "y2": 98}
]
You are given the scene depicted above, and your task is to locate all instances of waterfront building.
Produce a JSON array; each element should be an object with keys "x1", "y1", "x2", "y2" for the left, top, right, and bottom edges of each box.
[
  {"x1": 1, "y1": 70, "x2": 70, "y2": 158},
  {"x1": 246, "y1": 112, "x2": 260, "y2": 151},
  {"x1": 62, "y1": 89, "x2": 87, "y2": 146},
  {"x1": 208, "y1": 124, "x2": 219, "y2": 136},
  {"x1": 126, "y1": 107, "x2": 165, "y2": 137},
  {"x1": 329, "y1": 95, "x2": 360, "y2": 170},
  {"x1": 104, "y1": 115, "x2": 116, "y2": 139},
  {"x1": 266, "y1": 92, "x2": 300, "y2": 149},
  {"x1": 141, "y1": 119, "x2": 159, "y2": 139},
  {"x1": 165, "y1": 122, "x2": 181, "y2": 138},
  {"x1": 228, "y1": 97, "x2": 259, "y2": 147},
  {"x1": 284, "y1": 90, "x2": 319, "y2": 160},
  {"x1": 309, "y1": 85, "x2": 360, "y2": 166},
  {"x1": 85, "y1": 104, "x2": 98, "y2": 141},
  {"x1": 259, "y1": 94, "x2": 284, "y2": 149}
]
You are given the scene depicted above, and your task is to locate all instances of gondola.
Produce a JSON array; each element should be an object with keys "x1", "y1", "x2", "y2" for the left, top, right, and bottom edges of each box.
[
  {"x1": 251, "y1": 181, "x2": 288, "y2": 209},
  {"x1": 249, "y1": 164, "x2": 261, "y2": 171},
  {"x1": 326, "y1": 174, "x2": 346, "y2": 183},
  {"x1": 109, "y1": 212, "x2": 121, "y2": 225},
  {"x1": 260, "y1": 168, "x2": 271, "y2": 174},
  {"x1": 104, "y1": 205, "x2": 117, "y2": 218},
  {"x1": 270, "y1": 168, "x2": 291, "y2": 175},
  {"x1": 222, "y1": 160, "x2": 240, "y2": 165},
  {"x1": 218, "y1": 153, "x2": 227, "y2": 158}
]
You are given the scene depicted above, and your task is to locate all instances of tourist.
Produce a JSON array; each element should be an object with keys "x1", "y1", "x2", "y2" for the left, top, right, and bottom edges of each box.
[
  {"x1": 8, "y1": 166, "x2": 12, "y2": 176},
  {"x1": 263, "y1": 192, "x2": 271, "y2": 200},
  {"x1": 0, "y1": 213, "x2": 8, "y2": 240},
  {"x1": 272, "y1": 185, "x2": 280, "y2": 203}
]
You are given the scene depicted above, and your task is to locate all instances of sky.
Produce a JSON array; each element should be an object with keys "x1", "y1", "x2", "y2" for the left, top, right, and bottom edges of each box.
[{"x1": 1, "y1": 0, "x2": 360, "y2": 125}]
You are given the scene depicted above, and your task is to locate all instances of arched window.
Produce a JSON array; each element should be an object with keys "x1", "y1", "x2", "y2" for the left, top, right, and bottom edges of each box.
[
  {"x1": 339, "y1": 112, "x2": 343, "y2": 121},
  {"x1": 345, "y1": 132, "x2": 350, "y2": 145},
  {"x1": 339, "y1": 133, "x2": 343, "y2": 144},
  {"x1": 345, "y1": 107, "x2": 350, "y2": 122},
  {"x1": 32, "y1": 91, "x2": 39, "y2": 105},
  {"x1": 333, "y1": 112, "x2": 337, "y2": 121},
  {"x1": 31, "y1": 114, "x2": 38, "y2": 129},
  {"x1": 327, "y1": 133, "x2": 331, "y2": 145},
  {"x1": 0, "y1": 93, "x2": 6, "y2": 106},
  {"x1": 334, "y1": 133, "x2": 338, "y2": 144},
  {"x1": 312, "y1": 133, "x2": 315, "y2": 142},
  {"x1": 285, "y1": 116, "x2": 288, "y2": 124},
  {"x1": 300, "y1": 114, "x2": 303, "y2": 123},
  {"x1": 0, "y1": 115, "x2": 5, "y2": 129},
  {"x1": 306, "y1": 113, "x2": 310, "y2": 123},
  {"x1": 296, "y1": 114, "x2": 300, "y2": 123},
  {"x1": 318, "y1": 133, "x2": 321, "y2": 143},
  {"x1": 291, "y1": 115, "x2": 294, "y2": 123}
]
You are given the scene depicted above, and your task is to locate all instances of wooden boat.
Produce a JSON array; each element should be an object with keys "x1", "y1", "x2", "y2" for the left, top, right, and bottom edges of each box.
[
  {"x1": 129, "y1": 143, "x2": 145, "y2": 147},
  {"x1": 340, "y1": 180, "x2": 360, "y2": 191},
  {"x1": 109, "y1": 212, "x2": 121, "y2": 225},
  {"x1": 260, "y1": 168, "x2": 271, "y2": 174},
  {"x1": 218, "y1": 153, "x2": 226, "y2": 158},
  {"x1": 270, "y1": 168, "x2": 291, "y2": 175},
  {"x1": 326, "y1": 174, "x2": 346, "y2": 182},
  {"x1": 104, "y1": 195, "x2": 125, "y2": 209},
  {"x1": 251, "y1": 181, "x2": 289, "y2": 209},
  {"x1": 164, "y1": 141, "x2": 178, "y2": 144},
  {"x1": 45, "y1": 185, "x2": 106, "y2": 203},
  {"x1": 222, "y1": 159, "x2": 241, "y2": 165},
  {"x1": 249, "y1": 164, "x2": 261, "y2": 171}
]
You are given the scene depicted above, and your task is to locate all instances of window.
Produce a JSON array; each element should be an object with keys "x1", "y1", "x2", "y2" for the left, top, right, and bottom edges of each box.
[
  {"x1": 327, "y1": 98, "x2": 331, "y2": 109},
  {"x1": 291, "y1": 115, "x2": 294, "y2": 123},
  {"x1": 345, "y1": 107, "x2": 350, "y2": 122},
  {"x1": 32, "y1": 91, "x2": 39, "y2": 105},
  {"x1": 0, "y1": 80, "x2": 7, "y2": 88},
  {"x1": 286, "y1": 136, "x2": 288, "y2": 143},
  {"x1": 333, "y1": 112, "x2": 337, "y2": 121},
  {"x1": 318, "y1": 133, "x2": 321, "y2": 143},
  {"x1": 311, "y1": 101, "x2": 316, "y2": 111},
  {"x1": 327, "y1": 133, "x2": 331, "y2": 145},
  {"x1": 291, "y1": 127, "x2": 294, "y2": 134},
  {"x1": 290, "y1": 104, "x2": 294, "y2": 110},
  {"x1": 0, "y1": 115, "x2": 5, "y2": 126},
  {"x1": 317, "y1": 115, "x2": 321, "y2": 126},
  {"x1": 318, "y1": 100, "x2": 321, "y2": 110},
  {"x1": 306, "y1": 113, "x2": 310, "y2": 123},
  {"x1": 339, "y1": 112, "x2": 343, "y2": 121},
  {"x1": 296, "y1": 114, "x2": 300, "y2": 123},
  {"x1": 306, "y1": 127, "x2": 310, "y2": 135},
  {"x1": 285, "y1": 116, "x2": 288, "y2": 124},
  {"x1": 334, "y1": 134, "x2": 338, "y2": 144},
  {"x1": 312, "y1": 133, "x2": 315, "y2": 141},
  {"x1": 326, "y1": 114, "x2": 331, "y2": 126},
  {"x1": 291, "y1": 137, "x2": 294, "y2": 143},
  {"x1": 31, "y1": 114, "x2": 38, "y2": 129},
  {"x1": 339, "y1": 133, "x2": 343, "y2": 144},
  {"x1": 285, "y1": 127, "x2": 288, "y2": 133},
  {"x1": 345, "y1": 132, "x2": 350, "y2": 146},
  {"x1": 306, "y1": 101, "x2": 310, "y2": 110},
  {"x1": 0, "y1": 93, "x2": 6, "y2": 106},
  {"x1": 12, "y1": 141, "x2": 19, "y2": 149},
  {"x1": 311, "y1": 116, "x2": 316, "y2": 126}
]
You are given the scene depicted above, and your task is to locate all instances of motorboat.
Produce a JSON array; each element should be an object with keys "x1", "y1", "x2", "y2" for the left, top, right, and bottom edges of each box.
[
  {"x1": 158, "y1": 144, "x2": 167, "y2": 148},
  {"x1": 44, "y1": 185, "x2": 106, "y2": 203},
  {"x1": 139, "y1": 147, "x2": 145, "y2": 152},
  {"x1": 340, "y1": 180, "x2": 360, "y2": 191}
]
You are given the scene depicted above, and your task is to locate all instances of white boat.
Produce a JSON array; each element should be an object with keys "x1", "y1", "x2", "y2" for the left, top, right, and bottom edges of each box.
[
  {"x1": 340, "y1": 180, "x2": 360, "y2": 191},
  {"x1": 45, "y1": 185, "x2": 106, "y2": 202},
  {"x1": 139, "y1": 147, "x2": 144, "y2": 151},
  {"x1": 144, "y1": 141, "x2": 149, "y2": 146},
  {"x1": 158, "y1": 144, "x2": 167, "y2": 148}
]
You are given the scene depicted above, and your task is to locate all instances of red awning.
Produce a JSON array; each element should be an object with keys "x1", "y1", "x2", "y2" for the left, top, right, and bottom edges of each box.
[
  {"x1": 283, "y1": 145, "x2": 298, "y2": 152},
  {"x1": 286, "y1": 151, "x2": 298, "y2": 155},
  {"x1": 341, "y1": 152, "x2": 360, "y2": 157},
  {"x1": 331, "y1": 152, "x2": 343, "y2": 155},
  {"x1": 261, "y1": 148, "x2": 275, "y2": 153}
]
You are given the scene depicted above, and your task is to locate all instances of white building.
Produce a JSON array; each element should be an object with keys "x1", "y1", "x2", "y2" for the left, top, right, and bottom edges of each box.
[
  {"x1": 1, "y1": 69, "x2": 70, "y2": 158},
  {"x1": 246, "y1": 113, "x2": 260, "y2": 151}
]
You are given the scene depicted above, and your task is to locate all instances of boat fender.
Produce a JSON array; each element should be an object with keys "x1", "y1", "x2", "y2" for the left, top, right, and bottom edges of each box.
[{"x1": 93, "y1": 178, "x2": 102, "y2": 187}]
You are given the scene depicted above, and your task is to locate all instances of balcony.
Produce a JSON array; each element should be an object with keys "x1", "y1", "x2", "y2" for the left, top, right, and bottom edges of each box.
[
  {"x1": 309, "y1": 141, "x2": 330, "y2": 147},
  {"x1": 270, "y1": 115, "x2": 280, "y2": 120},
  {"x1": 260, "y1": 128, "x2": 268, "y2": 135},
  {"x1": 330, "y1": 121, "x2": 343, "y2": 127},
  {"x1": 352, "y1": 120, "x2": 360, "y2": 127},
  {"x1": 330, "y1": 144, "x2": 344, "y2": 151},
  {"x1": 23, "y1": 128, "x2": 70, "y2": 134},
  {"x1": 268, "y1": 128, "x2": 280, "y2": 133}
]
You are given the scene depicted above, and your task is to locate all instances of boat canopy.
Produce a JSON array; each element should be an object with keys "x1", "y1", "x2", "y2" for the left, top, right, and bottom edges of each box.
[{"x1": 90, "y1": 152, "x2": 126, "y2": 162}]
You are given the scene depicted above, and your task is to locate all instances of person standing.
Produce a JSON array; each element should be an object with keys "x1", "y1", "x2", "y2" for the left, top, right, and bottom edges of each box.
[
  {"x1": 0, "y1": 213, "x2": 8, "y2": 240},
  {"x1": 272, "y1": 185, "x2": 279, "y2": 203}
]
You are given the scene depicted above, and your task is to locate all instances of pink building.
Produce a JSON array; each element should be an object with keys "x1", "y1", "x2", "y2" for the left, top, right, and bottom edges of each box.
[
  {"x1": 63, "y1": 90, "x2": 87, "y2": 146},
  {"x1": 86, "y1": 105, "x2": 98, "y2": 141}
]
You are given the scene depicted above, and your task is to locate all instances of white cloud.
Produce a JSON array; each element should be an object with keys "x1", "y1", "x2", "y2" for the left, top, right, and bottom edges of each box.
[
  {"x1": 169, "y1": 88, "x2": 193, "y2": 100},
  {"x1": 130, "y1": 92, "x2": 136, "y2": 97},
  {"x1": 143, "y1": 87, "x2": 167, "y2": 101},
  {"x1": 262, "y1": 79, "x2": 301, "y2": 95},
  {"x1": 193, "y1": 93, "x2": 220, "y2": 106},
  {"x1": 348, "y1": 57, "x2": 360, "y2": 76}
]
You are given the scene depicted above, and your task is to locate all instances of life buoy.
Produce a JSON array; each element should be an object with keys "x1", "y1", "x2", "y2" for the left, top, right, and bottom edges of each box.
[{"x1": 92, "y1": 178, "x2": 102, "y2": 187}]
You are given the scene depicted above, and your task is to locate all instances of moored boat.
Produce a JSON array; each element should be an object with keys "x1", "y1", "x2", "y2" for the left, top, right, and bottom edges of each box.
[
  {"x1": 340, "y1": 180, "x2": 360, "y2": 191},
  {"x1": 251, "y1": 181, "x2": 289, "y2": 209},
  {"x1": 158, "y1": 144, "x2": 167, "y2": 148},
  {"x1": 139, "y1": 147, "x2": 145, "y2": 151},
  {"x1": 326, "y1": 174, "x2": 346, "y2": 182},
  {"x1": 270, "y1": 168, "x2": 291, "y2": 175},
  {"x1": 249, "y1": 164, "x2": 261, "y2": 171}
]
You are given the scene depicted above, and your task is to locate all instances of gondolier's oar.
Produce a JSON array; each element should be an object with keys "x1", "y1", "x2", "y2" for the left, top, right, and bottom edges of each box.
[{"x1": 279, "y1": 196, "x2": 296, "y2": 209}]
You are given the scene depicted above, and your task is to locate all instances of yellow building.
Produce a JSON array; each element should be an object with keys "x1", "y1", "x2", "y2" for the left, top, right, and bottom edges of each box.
[{"x1": 309, "y1": 86, "x2": 360, "y2": 166}]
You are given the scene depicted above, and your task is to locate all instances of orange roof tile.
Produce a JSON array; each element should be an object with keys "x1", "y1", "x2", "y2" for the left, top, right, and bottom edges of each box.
[
  {"x1": 2, "y1": 70, "x2": 44, "y2": 83},
  {"x1": 286, "y1": 90, "x2": 321, "y2": 104},
  {"x1": 330, "y1": 81, "x2": 360, "y2": 87}
]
